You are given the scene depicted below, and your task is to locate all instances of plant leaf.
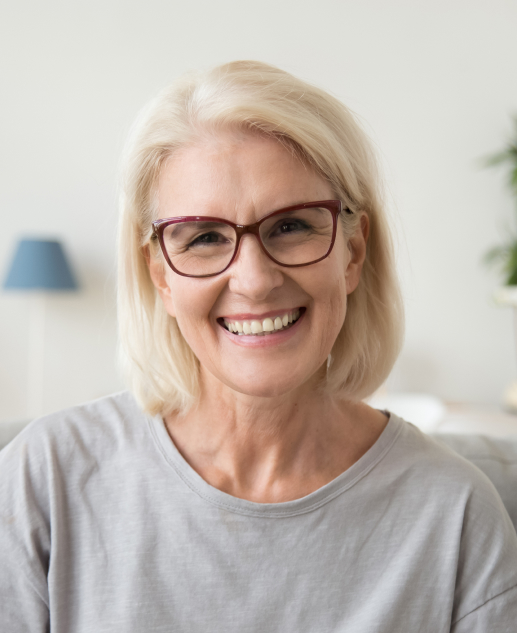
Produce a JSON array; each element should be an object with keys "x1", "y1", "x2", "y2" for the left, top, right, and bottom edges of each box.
[
  {"x1": 508, "y1": 268, "x2": 517, "y2": 285},
  {"x1": 503, "y1": 241, "x2": 517, "y2": 285},
  {"x1": 511, "y1": 167, "x2": 517, "y2": 194},
  {"x1": 481, "y1": 116, "x2": 517, "y2": 282},
  {"x1": 484, "y1": 150, "x2": 512, "y2": 168},
  {"x1": 484, "y1": 245, "x2": 508, "y2": 265}
]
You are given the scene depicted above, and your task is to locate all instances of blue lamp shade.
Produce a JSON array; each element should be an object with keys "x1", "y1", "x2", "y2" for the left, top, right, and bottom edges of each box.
[{"x1": 3, "y1": 239, "x2": 79, "y2": 291}]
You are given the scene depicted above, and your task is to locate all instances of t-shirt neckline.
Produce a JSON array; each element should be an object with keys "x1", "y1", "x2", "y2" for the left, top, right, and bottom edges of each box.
[{"x1": 148, "y1": 411, "x2": 404, "y2": 518}]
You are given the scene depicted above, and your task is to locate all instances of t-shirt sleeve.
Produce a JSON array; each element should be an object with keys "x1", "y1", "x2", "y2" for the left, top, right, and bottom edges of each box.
[
  {"x1": 450, "y1": 458, "x2": 517, "y2": 631},
  {"x1": 451, "y1": 585, "x2": 517, "y2": 633},
  {"x1": 0, "y1": 429, "x2": 51, "y2": 632}
]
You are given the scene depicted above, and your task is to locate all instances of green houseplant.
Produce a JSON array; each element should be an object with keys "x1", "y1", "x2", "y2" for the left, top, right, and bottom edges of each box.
[
  {"x1": 485, "y1": 118, "x2": 517, "y2": 410},
  {"x1": 485, "y1": 117, "x2": 517, "y2": 286}
]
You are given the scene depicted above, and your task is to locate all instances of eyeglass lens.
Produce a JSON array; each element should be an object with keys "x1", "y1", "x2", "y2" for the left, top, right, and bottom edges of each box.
[{"x1": 161, "y1": 206, "x2": 334, "y2": 277}]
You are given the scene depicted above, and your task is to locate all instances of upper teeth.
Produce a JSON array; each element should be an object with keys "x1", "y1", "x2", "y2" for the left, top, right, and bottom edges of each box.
[{"x1": 224, "y1": 309, "x2": 301, "y2": 335}]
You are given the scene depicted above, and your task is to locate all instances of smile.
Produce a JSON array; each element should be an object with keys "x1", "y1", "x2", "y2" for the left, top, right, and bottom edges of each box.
[{"x1": 221, "y1": 308, "x2": 302, "y2": 336}]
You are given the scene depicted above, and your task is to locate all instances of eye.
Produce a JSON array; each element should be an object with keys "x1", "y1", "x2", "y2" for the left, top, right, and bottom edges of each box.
[
  {"x1": 271, "y1": 219, "x2": 311, "y2": 236},
  {"x1": 188, "y1": 231, "x2": 228, "y2": 247}
]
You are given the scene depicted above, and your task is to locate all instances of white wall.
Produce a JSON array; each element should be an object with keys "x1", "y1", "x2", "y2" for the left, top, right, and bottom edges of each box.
[{"x1": 1, "y1": 0, "x2": 516, "y2": 420}]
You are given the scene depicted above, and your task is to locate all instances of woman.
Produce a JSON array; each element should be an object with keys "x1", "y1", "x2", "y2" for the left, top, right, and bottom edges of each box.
[{"x1": 1, "y1": 61, "x2": 516, "y2": 632}]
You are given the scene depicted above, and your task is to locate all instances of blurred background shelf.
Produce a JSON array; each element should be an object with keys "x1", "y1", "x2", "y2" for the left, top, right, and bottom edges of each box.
[
  {"x1": 436, "y1": 402, "x2": 517, "y2": 437},
  {"x1": 369, "y1": 392, "x2": 517, "y2": 436}
]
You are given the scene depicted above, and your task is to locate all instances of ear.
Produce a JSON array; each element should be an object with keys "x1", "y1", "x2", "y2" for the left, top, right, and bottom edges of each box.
[
  {"x1": 345, "y1": 213, "x2": 369, "y2": 295},
  {"x1": 144, "y1": 244, "x2": 176, "y2": 317}
]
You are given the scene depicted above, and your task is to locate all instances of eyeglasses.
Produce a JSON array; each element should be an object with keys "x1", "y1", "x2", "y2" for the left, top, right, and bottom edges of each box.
[{"x1": 151, "y1": 200, "x2": 350, "y2": 278}]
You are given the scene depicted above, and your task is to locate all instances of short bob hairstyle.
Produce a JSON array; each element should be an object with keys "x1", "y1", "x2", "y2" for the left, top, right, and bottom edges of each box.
[{"x1": 118, "y1": 60, "x2": 404, "y2": 416}]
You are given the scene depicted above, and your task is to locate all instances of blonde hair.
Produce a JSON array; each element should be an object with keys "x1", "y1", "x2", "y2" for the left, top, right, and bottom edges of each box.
[{"x1": 118, "y1": 60, "x2": 404, "y2": 416}]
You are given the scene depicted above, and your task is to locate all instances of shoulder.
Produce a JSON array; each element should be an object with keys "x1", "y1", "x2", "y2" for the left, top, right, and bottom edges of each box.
[
  {"x1": 0, "y1": 395, "x2": 147, "y2": 628},
  {"x1": 383, "y1": 414, "x2": 516, "y2": 552},
  {"x1": 0, "y1": 391, "x2": 154, "y2": 539},
  {"x1": 431, "y1": 433, "x2": 517, "y2": 527},
  {"x1": 4, "y1": 390, "x2": 144, "y2": 444},
  {"x1": 0, "y1": 391, "x2": 149, "y2": 484},
  {"x1": 387, "y1": 414, "x2": 505, "y2": 495},
  {"x1": 387, "y1": 415, "x2": 517, "y2": 622}
]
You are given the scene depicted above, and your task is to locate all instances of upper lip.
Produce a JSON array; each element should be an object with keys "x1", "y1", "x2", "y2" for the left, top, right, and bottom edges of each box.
[{"x1": 217, "y1": 307, "x2": 304, "y2": 321}]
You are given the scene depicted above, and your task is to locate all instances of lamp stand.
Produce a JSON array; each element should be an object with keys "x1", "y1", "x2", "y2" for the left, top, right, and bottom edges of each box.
[{"x1": 27, "y1": 293, "x2": 45, "y2": 419}]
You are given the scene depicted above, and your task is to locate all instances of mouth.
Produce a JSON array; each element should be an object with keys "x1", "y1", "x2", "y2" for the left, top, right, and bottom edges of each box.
[{"x1": 218, "y1": 307, "x2": 305, "y2": 337}]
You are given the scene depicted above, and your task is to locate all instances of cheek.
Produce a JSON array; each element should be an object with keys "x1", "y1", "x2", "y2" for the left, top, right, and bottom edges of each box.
[
  {"x1": 166, "y1": 276, "x2": 222, "y2": 341},
  {"x1": 330, "y1": 236, "x2": 350, "y2": 317},
  {"x1": 311, "y1": 255, "x2": 349, "y2": 349},
  {"x1": 283, "y1": 265, "x2": 345, "y2": 370},
  {"x1": 315, "y1": 240, "x2": 348, "y2": 312},
  {"x1": 326, "y1": 272, "x2": 348, "y2": 335}
]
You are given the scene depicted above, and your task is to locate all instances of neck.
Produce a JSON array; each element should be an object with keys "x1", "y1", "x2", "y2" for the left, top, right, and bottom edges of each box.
[{"x1": 164, "y1": 370, "x2": 388, "y2": 503}]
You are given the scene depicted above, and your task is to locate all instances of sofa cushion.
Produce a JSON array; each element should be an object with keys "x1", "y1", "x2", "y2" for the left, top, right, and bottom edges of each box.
[{"x1": 0, "y1": 419, "x2": 30, "y2": 451}]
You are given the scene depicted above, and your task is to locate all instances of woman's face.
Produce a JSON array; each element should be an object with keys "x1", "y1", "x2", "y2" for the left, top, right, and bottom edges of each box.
[{"x1": 148, "y1": 131, "x2": 367, "y2": 399}]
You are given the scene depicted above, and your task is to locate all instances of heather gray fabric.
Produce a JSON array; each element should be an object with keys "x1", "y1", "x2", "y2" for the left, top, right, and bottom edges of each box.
[
  {"x1": 4, "y1": 420, "x2": 517, "y2": 529},
  {"x1": 432, "y1": 433, "x2": 517, "y2": 532},
  {"x1": 1, "y1": 392, "x2": 517, "y2": 633}
]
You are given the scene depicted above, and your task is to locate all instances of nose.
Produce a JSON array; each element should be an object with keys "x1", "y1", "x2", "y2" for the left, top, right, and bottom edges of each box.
[{"x1": 227, "y1": 234, "x2": 284, "y2": 300}]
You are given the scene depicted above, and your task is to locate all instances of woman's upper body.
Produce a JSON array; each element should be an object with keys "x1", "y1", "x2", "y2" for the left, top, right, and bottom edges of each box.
[
  {"x1": 1, "y1": 391, "x2": 516, "y2": 633},
  {"x1": 2, "y1": 60, "x2": 517, "y2": 630}
]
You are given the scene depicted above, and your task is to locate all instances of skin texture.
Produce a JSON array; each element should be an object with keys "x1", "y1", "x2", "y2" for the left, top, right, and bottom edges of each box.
[{"x1": 147, "y1": 130, "x2": 388, "y2": 503}]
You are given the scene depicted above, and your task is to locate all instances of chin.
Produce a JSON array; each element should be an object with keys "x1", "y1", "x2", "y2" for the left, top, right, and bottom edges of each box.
[{"x1": 224, "y1": 365, "x2": 322, "y2": 399}]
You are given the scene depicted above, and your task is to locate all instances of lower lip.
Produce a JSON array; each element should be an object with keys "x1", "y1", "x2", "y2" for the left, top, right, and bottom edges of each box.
[{"x1": 219, "y1": 310, "x2": 305, "y2": 347}]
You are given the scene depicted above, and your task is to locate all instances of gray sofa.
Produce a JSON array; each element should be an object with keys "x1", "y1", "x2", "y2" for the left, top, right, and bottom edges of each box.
[
  {"x1": 0, "y1": 420, "x2": 30, "y2": 451},
  {"x1": 1, "y1": 420, "x2": 516, "y2": 532}
]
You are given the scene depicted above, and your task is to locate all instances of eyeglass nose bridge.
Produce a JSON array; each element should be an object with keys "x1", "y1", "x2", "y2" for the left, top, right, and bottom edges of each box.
[{"x1": 230, "y1": 220, "x2": 276, "y2": 267}]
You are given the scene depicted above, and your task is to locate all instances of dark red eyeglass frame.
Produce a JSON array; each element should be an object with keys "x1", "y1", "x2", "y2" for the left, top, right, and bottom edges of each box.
[{"x1": 151, "y1": 199, "x2": 351, "y2": 278}]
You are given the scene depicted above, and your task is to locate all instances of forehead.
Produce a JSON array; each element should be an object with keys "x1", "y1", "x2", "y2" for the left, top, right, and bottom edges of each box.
[{"x1": 156, "y1": 131, "x2": 333, "y2": 221}]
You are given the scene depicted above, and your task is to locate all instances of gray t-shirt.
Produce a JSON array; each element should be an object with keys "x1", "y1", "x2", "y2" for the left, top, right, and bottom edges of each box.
[{"x1": 1, "y1": 392, "x2": 517, "y2": 632}]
